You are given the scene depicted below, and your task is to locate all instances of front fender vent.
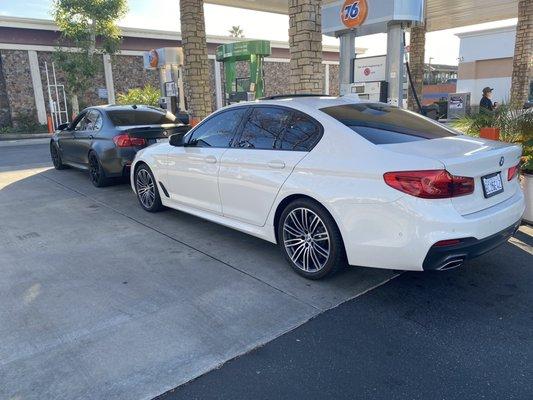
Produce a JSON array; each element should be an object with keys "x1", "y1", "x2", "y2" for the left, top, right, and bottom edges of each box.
[{"x1": 158, "y1": 181, "x2": 170, "y2": 198}]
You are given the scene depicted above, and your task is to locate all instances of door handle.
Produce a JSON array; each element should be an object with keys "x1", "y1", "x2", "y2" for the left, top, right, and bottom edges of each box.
[
  {"x1": 267, "y1": 160, "x2": 286, "y2": 169},
  {"x1": 205, "y1": 155, "x2": 217, "y2": 164}
]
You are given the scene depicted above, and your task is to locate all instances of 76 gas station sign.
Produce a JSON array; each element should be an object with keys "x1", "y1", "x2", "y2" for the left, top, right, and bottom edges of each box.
[
  {"x1": 341, "y1": 0, "x2": 368, "y2": 29},
  {"x1": 323, "y1": 0, "x2": 424, "y2": 36}
]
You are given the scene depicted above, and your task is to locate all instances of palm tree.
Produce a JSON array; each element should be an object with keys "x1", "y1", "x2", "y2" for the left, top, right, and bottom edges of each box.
[{"x1": 228, "y1": 25, "x2": 244, "y2": 38}]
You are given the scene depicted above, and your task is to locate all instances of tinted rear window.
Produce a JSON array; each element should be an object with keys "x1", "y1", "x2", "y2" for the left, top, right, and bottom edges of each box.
[
  {"x1": 320, "y1": 103, "x2": 456, "y2": 144},
  {"x1": 107, "y1": 109, "x2": 176, "y2": 126}
]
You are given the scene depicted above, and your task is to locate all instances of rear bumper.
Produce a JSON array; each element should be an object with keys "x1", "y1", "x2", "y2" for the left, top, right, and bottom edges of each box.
[
  {"x1": 422, "y1": 220, "x2": 521, "y2": 270},
  {"x1": 337, "y1": 188, "x2": 525, "y2": 271},
  {"x1": 100, "y1": 148, "x2": 137, "y2": 178}
]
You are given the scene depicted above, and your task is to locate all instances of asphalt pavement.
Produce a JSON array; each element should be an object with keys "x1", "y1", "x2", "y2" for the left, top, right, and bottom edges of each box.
[
  {"x1": 0, "y1": 139, "x2": 50, "y2": 169},
  {"x1": 159, "y1": 227, "x2": 533, "y2": 400}
]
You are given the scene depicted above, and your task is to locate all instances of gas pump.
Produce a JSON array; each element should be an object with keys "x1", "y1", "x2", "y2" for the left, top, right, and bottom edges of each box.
[
  {"x1": 143, "y1": 47, "x2": 188, "y2": 122},
  {"x1": 322, "y1": 0, "x2": 424, "y2": 107},
  {"x1": 348, "y1": 82, "x2": 388, "y2": 102},
  {"x1": 215, "y1": 40, "x2": 271, "y2": 105},
  {"x1": 350, "y1": 55, "x2": 388, "y2": 102}
]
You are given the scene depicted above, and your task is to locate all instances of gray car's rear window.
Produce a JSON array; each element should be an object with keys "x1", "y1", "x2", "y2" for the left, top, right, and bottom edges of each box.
[
  {"x1": 108, "y1": 109, "x2": 176, "y2": 126},
  {"x1": 320, "y1": 103, "x2": 456, "y2": 144}
]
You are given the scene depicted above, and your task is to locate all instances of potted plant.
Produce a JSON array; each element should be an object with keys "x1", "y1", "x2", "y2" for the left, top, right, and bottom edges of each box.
[
  {"x1": 521, "y1": 139, "x2": 533, "y2": 224},
  {"x1": 453, "y1": 105, "x2": 533, "y2": 224}
]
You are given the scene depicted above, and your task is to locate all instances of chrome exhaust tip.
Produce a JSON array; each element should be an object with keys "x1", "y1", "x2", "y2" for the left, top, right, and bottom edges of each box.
[{"x1": 438, "y1": 257, "x2": 465, "y2": 271}]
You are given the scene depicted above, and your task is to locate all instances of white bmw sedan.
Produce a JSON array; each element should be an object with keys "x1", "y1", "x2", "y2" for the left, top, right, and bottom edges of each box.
[{"x1": 131, "y1": 96, "x2": 525, "y2": 279}]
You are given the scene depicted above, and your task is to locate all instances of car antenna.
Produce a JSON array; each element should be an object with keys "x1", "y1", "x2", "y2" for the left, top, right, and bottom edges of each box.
[{"x1": 132, "y1": 104, "x2": 137, "y2": 109}]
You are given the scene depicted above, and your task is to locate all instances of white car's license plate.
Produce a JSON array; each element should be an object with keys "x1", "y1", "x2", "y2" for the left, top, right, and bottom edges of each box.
[
  {"x1": 481, "y1": 172, "x2": 504, "y2": 198},
  {"x1": 156, "y1": 138, "x2": 168, "y2": 143}
]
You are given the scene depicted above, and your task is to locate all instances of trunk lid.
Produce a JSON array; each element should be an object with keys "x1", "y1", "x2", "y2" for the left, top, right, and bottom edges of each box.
[
  {"x1": 383, "y1": 135, "x2": 522, "y2": 215},
  {"x1": 118, "y1": 124, "x2": 191, "y2": 144}
]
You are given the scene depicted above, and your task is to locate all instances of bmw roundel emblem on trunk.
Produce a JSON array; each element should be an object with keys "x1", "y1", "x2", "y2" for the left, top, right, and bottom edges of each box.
[{"x1": 499, "y1": 157, "x2": 505, "y2": 167}]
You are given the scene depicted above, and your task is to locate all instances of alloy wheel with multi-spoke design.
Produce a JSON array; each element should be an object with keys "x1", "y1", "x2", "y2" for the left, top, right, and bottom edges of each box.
[
  {"x1": 136, "y1": 168, "x2": 156, "y2": 209},
  {"x1": 89, "y1": 154, "x2": 101, "y2": 184},
  {"x1": 50, "y1": 144, "x2": 61, "y2": 169},
  {"x1": 282, "y1": 207, "x2": 330, "y2": 273}
]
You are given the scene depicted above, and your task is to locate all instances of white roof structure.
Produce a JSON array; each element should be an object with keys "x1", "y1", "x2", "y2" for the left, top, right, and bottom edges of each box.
[
  {"x1": 0, "y1": 16, "x2": 353, "y2": 54},
  {"x1": 206, "y1": 0, "x2": 519, "y2": 31}
]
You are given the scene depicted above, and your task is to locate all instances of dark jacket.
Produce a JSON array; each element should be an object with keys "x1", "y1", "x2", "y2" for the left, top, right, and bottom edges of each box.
[{"x1": 480, "y1": 96, "x2": 494, "y2": 112}]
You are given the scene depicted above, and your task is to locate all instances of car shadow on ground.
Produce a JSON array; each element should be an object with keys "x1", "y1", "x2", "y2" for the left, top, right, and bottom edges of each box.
[{"x1": 35, "y1": 166, "x2": 402, "y2": 309}]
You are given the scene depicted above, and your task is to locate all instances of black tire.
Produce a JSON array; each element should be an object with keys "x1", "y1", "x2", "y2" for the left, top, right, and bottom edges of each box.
[
  {"x1": 88, "y1": 151, "x2": 109, "y2": 187},
  {"x1": 134, "y1": 164, "x2": 163, "y2": 212},
  {"x1": 277, "y1": 198, "x2": 346, "y2": 280},
  {"x1": 50, "y1": 142, "x2": 67, "y2": 170}
]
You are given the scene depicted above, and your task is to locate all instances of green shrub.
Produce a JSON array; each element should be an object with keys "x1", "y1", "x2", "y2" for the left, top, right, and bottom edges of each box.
[
  {"x1": 522, "y1": 139, "x2": 533, "y2": 174},
  {"x1": 10, "y1": 111, "x2": 46, "y2": 133},
  {"x1": 116, "y1": 85, "x2": 161, "y2": 107},
  {"x1": 452, "y1": 105, "x2": 532, "y2": 143},
  {"x1": 452, "y1": 105, "x2": 533, "y2": 173}
]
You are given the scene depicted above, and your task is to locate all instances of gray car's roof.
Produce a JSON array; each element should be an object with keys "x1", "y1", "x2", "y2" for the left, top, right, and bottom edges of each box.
[{"x1": 90, "y1": 104, "x2": 166, "y2": 112}]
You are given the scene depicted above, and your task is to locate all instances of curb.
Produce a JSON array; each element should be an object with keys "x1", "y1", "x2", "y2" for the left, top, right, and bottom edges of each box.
[{"x1": 0, "y1": 133, "x2": 52, "y2": 141}]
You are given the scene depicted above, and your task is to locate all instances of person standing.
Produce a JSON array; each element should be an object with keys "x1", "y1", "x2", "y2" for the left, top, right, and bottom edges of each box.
[{"x1": 479, "y1": 87, "x2": 497, "y2": 112}]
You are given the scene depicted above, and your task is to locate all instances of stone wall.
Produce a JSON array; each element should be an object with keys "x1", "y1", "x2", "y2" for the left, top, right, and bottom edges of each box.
[
  {"x1": 0, "y1": 55, "x2": 11, "y2": 128},
  {"x1": 0, "y1": 50, "x2": 164, "y2": 128},
  {"x1": 37, "y1": 51, "x2": 107, "y2": 116},
  {"x1": 329, "y1": 64, "x2": 339, "y2": 96},
  {"x1": 112, "y1": 55, "x2": 159, "y2": 98},
  {"x1": 208, "y1": 59, "x2": 217, "y2": 111},
  {"x1": 264, "y1": 61, "x2": 291, "y2": 97},
  {"x1": 217, "y1": 60, "x2": 337, "y2": 100},
  {"x1": 0, "y1": 47, "x2": 341, "y2": 128},
  {"x1": 511, "y1": 0, "x2": 532, "y2": 106},
  {"x1": 0, "y1": 50, "x2": 37, "y2": 127}
]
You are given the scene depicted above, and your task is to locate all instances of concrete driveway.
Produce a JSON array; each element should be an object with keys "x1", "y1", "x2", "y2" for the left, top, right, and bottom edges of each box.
[{"x1": 0, "y1": 140, "x2": 397, "y2": 400}]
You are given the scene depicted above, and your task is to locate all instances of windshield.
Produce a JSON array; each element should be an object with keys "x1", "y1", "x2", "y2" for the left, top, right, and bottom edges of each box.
[
  {"x1": 108, "y1": 109, "x2": 176, "y2": 126},
  {"x1": 320, "y1": 103, "x2": 457, "y2": 145}
]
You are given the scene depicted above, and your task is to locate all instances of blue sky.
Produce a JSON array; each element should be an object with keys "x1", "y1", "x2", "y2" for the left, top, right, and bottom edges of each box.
[{"x1": 0, "y1": 0, "x2": 517, "y2": 65}]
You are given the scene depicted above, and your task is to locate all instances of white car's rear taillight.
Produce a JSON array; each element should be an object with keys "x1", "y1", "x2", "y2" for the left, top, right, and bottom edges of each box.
[
  {"x1": 383, "y1": 170, "x2": 474, "y2": 199},
  {"x1": 507, "y1": 164, "x2": 520, "y2": 181}
]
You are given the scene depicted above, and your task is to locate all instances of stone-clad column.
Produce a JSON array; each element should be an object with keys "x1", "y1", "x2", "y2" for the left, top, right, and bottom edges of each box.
[
  {"x1": 510, "y1": 0, "x2": 532, "y2": 107},
  {"x1": 179, "y1": 0, "x2": 212, "y2": 122},
  {"x1": 407, "y1": 24, "x2": 426, "y2": 111},
  {"x1": 289, "y1": 0, "x2": 324, "y2": 94}
]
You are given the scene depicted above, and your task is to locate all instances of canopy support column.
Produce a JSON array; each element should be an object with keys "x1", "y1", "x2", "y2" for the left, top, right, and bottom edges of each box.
[
  {"x1": 179, "y1": 0, "x2": 212, "y2": 122},
  {"x1": 386, "y1": 23, "x2": 405, "y2": 107},
  {"x1": 289, "y1": 0, "x2": 324, "y2": 94}
]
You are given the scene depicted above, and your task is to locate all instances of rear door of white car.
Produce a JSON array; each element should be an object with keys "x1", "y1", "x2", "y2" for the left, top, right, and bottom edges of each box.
[
  {"x1": 219, "y1": 106, "x2": 323, "y2": 226},
  {"x1": 164, "y1": 107, "x2": 248, "y2": 214}
]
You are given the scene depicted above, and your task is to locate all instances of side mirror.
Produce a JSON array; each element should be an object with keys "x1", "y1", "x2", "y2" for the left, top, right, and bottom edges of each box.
[
  {"x1": 56, "y1": 123, "x2": 69, "y2": 131},
  {"x1": 175, "y1": 124, "x2": 192, "y2": 134},
  {"x1": 169, "y1": 132, "x2": 188, "y2": 147}
]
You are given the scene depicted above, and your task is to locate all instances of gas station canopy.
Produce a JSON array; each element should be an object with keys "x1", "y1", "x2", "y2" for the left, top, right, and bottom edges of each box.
[{"x1": 206, "y1": 0, "x2": 519, "y2": 31}]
